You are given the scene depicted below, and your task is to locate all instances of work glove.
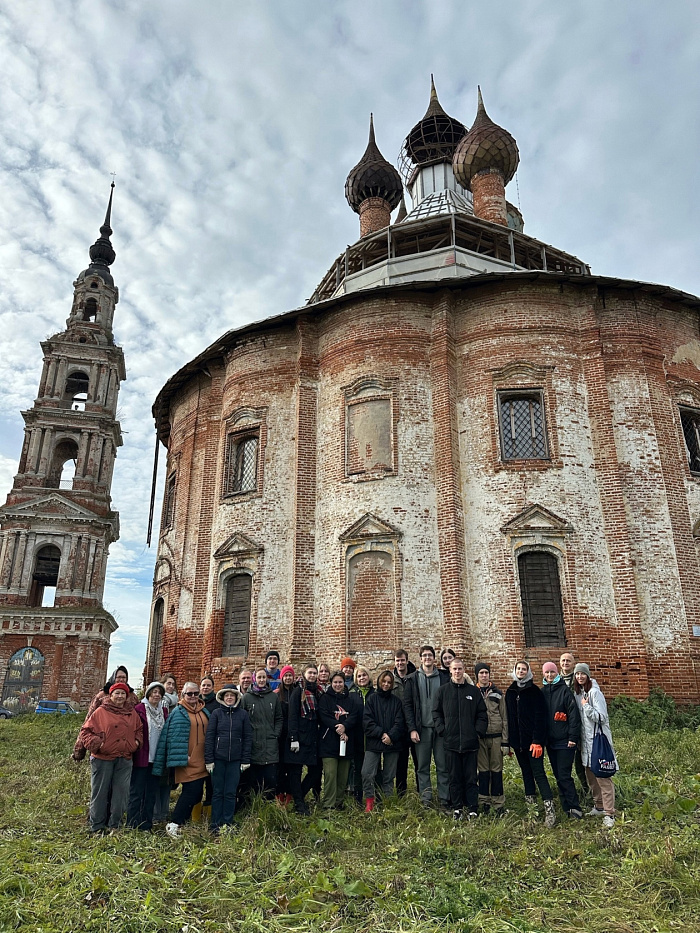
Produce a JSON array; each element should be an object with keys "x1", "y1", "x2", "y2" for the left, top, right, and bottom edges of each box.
[
  {"x1": 240, "y1": 763, "x2": 250, "y2": 772},
  {"x1": 529, "y1": 743, "x2": 544, "y2": 758},
  {"x1": 554, "y1": 711, "x2": 567, "y2": 722},
  {"x1": 290, "y1": 741, "x2": 300, "y2": 753},
  {"x1": 206, "y1": 762, "x2": 215, "y2": 774}
]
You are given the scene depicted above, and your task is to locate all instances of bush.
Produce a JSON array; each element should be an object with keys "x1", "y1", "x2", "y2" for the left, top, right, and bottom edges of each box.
[{"x1": 610, "y1": 689, "x2": 700, "y2": 733}]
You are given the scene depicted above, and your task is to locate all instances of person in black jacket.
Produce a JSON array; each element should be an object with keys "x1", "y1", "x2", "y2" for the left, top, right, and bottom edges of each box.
[
  {"x1": 361, "y1": 670, "x2": 405, "y2": 812},
  {"x1": 404, "y1": 645, "x2": 451, "y2": 809},
  {"x1": 274, "y1": 664, "x2": 297, "y2": 805},
  {"x1": 318, "y1": 672, "x2": 359, "y2": 809},
  {"x1": 433, "y1": 658, "x2": 488, "y2": 819},
  {"x1": 542, "y1": 662, "x2": 582, "y2": 818},
  {"x1": 285, "y1": 664, "x2": 322, "y2": 815},
  {"x1": 505, "y1": 660, "x2": 557, "y2": 827},
  {"x1": 204, "y1": 685, "x2": 252, "y2": 834}
]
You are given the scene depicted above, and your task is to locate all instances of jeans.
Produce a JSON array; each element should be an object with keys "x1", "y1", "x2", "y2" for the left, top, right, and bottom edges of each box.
[
  {"x1": 171, "y1": 777, "x2": 206, "y2": 826},
  {"x1": 127, "y1": 763, "x2": 160, "y2": 830},
  {"x1": 514, "y1": 749, "x2": 553, "y2": 801},
  {"x1": 251, "y1": 763, "x2": 278, "y2": 799},
  {"x1": 153, "y1": 783, "x2": 171, "y2": 822},
  {"x1": 89, "y1": 757, "x2": 133, "y2": 832},
  {"x1": 361, "y1": 749, "x2": 399, "y2": 799},
  {"x1": 321, "y1": 757, "x2": 351, "y2": 808},
  {"x1": 547, "y1": 746, "x2": 581, "y2": 812},
  {"x1": 395, "y1": 743, "x2": 417, "y2": 795},
  {"x1": 445, "y1": 748, "x2": 479, "y2": 812},
  {"x1": 210, "y1": 760, "x2": 241, "y2": 831},
  {"x1": 414, "y1": 727, "x2": 450, "y2": 805}
]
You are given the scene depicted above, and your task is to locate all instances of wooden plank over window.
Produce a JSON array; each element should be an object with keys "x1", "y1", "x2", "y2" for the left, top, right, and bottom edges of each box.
[
  {"x1": 223, "y1": 574, "x2": 252, "y2": 656},
  {"x1": 518, "y1": 551, "x2": 566, "y2": 646}
]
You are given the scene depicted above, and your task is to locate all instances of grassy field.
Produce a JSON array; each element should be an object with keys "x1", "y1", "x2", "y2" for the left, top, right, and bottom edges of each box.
[{"x1": 0, "y1": 694, "x2": 698, "y2": 933}]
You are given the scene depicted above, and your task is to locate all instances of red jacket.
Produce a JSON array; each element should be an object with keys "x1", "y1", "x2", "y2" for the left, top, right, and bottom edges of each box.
[{"x1": 78, "y1": 700, "x2": 142, "y2": 760}]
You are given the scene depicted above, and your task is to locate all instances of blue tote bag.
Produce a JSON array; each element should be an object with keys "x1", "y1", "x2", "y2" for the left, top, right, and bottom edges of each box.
[{"x1": 591, "y1": 723, "x2": 617, "y2": 778}]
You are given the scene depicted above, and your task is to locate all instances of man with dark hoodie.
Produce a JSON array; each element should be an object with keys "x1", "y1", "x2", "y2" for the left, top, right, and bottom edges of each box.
[
  {"x1": 361, "y1": 670, "x2": 405, "y2": 812},
  {"x1": 240, "y1": 668, "x2": 283, "y2": 798},
  {"x1": 475, "y1": 661, "x2": 509, "y2": 814},
  {"x1": 204, "y1": 685, "x2": 252, "y2": 834},
  {"x1": 433, "y1": 658, "x2": 488, "y2": 820}
]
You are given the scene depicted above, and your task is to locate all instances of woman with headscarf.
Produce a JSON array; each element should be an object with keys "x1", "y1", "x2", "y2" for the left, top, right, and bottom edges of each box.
[
  {"x1": 72, "y1": 666, "x2": 139, "y2": 761},
  {"x1": 127, "y1": 681, "x2": 169, "y2": 830},
  {"x1": 285, "y1": 663, "x2": 322, "y2": 814},
  {"x1": 573, "y1": 663, "x2": 618, "y2": 828},
  {"x1": 541, "y1": 661, "x2": 582, "y2": 819},
  {"x1": 361, "y1": 670, "x2": 405, "y2": 812},
  {"x1": 274, "y1": 664, "x2": 297, "y2": 805},
  {"x1": 505, "y1": 660, "x2": 557, "y2": 827}
]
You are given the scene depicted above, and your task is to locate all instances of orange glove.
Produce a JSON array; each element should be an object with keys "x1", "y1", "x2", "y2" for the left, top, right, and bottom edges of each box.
[
  {"x1": 529, "y1": 743, "x2": 543, "y2": 758},
  {"x1": 554, "y1": 711, "x2": 567, "y2": 722}
]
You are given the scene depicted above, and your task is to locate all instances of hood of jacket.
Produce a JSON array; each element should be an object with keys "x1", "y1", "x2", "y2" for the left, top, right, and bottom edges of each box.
[{"x1": 216, "y1": 686, "x2": 241, "y2": 706}]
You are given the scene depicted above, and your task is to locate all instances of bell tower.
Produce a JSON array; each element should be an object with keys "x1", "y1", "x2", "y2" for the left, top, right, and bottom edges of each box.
[{"x1": 0, "y1": 184, "x2": 125, "y2": 709}]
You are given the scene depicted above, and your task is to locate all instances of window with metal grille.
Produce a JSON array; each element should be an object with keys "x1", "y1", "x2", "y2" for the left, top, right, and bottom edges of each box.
[
  {"x1": 518, "y1": 551, "x2": 566, "y2": 647},
  {"x1": 498, "y1": 391, "x2": 548, "y2": 460},
  {"x1": 224, "y1": 432, "x2": 259, "y2": 494},
  {"x1": 680, "y1": 408, "x2": 700, "y2": 473},
  {"x1": 163, "y1": 473, "x2": 176, "y2": 528},
  {"x1": 223, "y1": 574, "x2": 252, "y2": 656}
]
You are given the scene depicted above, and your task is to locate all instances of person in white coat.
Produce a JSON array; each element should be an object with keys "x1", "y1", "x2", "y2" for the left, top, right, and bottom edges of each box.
[{"x1": 573, "y1": 663, "x2": 617, "y2": 828}]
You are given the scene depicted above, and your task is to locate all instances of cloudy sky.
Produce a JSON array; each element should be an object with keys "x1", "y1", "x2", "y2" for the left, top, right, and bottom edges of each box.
[{"x1": 1, "y1": 0, "x2": 698, "y2": 684}]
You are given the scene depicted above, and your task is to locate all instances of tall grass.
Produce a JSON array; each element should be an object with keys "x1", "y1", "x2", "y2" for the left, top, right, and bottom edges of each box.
[{"x1": 0, "y1": 702, "x2": 698, "y2": 933}]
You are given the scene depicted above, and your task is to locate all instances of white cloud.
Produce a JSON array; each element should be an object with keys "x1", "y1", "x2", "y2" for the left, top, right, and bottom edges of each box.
[{"x1": 1, "y1": 0, "x2": 699, "y2": 671}]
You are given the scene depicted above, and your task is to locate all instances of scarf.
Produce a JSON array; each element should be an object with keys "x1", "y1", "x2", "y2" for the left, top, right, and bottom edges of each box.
[
  {"x1": 144, "y1": 698, "x2": 166, "y2": 762},
  {"x1": 251, "y1": 682, "x2": 268, "y2": 696},
  {"x1": 512, "y1": 664, "x2": 534, "y2": 688},
  {"x1": 300, "y1": 681, "x2": 317, "y2": 718},
  {"x1": 543, "y1": 674, "x2": 561, "y2": 686}
]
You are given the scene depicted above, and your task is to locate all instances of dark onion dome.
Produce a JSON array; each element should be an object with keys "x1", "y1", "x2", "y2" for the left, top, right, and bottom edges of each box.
[
  {"x1": 79, "y1": 182, "x2": 116, "y2": 285},
  {"x1": 452, "y1": 87, "x2": 519, "y2": 191},
  {"x1": 398, "y1": 76, "x2": 468, "y2": 185},
  {"x1": 345, "y1": 114, "x2": 403, "y2": 213}
]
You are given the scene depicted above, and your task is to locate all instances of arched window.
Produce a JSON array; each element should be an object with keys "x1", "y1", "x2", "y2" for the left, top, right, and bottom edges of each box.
[
  {"x1": 150, "y1": 598, "x2": 164, "y2": 675},
  {"x1": 64, "y1": 371, "x2": 89, "y2": 411},
  {"x1": 223, "y1": 574, "x2": 252, "y2": 656},
  {"x1": 2, "y1": 647, "x2": 45, "y2": 708},
  {"x1": 223, "y1": 434, "x2": 259, "y2": 495},
  {"x1": 82, "y1": 297, "x2": 98, "y2": 321},
  {"x1": 29, "y1": 545, "x2": 61, "y2": 607},
  {"x1": 47, "y1": 438, "x2": 79, "y2": 489},
  {"x1": 518, "y1": 550, "x2": 566, "y2": 647}
]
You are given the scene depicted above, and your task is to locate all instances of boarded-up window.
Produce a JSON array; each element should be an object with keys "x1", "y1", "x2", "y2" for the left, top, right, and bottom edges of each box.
[
  {"x1": 223, "y1": 574, "x2": 252, "y2": 656},
  {"x1": 150, "y1": 598, "x2": 164, "y2": 676},
  {"x1": 499, "y1": 391, "x2": 548, "y2": 460},
  {"x1": 224, "y1": 433, "x2": 259, "y2": 494},
  {"x1": 347, "y1": 398, "x2": 393, "y2": 475},
  {"x1": 163, "y1": 473, "x2": 176, "y2": 528},
  {"x1": 348, "y1": 550, "x2": 395, "y2": 650},
  {"x1": 518, "y1": 551, "x2": 566, "y2": 647},
  {"x1": 680, "y1": 408, "x2": 700, "y2": 473}
]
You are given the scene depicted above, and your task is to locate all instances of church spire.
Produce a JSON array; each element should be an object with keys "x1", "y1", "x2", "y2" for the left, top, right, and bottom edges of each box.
[{"x1": 86, "y1": 182, "x2": 116, "y2": 282}]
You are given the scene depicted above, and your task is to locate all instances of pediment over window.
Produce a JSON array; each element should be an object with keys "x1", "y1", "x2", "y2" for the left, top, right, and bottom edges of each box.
[
  {"x1": 501, "y1": 504, "x2": 572, "y2": 536},
  {"x1": 214, "y1": 532, "x2": 263, "y2": 559},
  {"x1": 339, "y1": 513, "x2": 402, "y2": 542},
  {"x1": 0, "y1": 494, "x2": 102, "y2": 523},
  {"x1": 490, "y1": 360, "x2": 554, "y2": 385}
]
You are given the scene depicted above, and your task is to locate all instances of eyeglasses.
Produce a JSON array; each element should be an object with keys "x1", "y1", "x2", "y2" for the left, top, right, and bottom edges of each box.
[{"x1": 184, "y1": 691, "x2": 199, "y2": 697}]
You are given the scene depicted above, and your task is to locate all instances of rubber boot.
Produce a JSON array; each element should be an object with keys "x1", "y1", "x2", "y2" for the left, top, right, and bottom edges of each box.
[
  {"x1": 202, "y1": 805, "x2": 212, "y2": 823},
  {"x1": 191, "y1": 801, "x2": 203, "y2": 823},
  {"x1": 364, "y1": 797, "x2": 375, "y2": 813},
  {"x1": 544, "y1": 799, "x2": 557, "y2": 828}
]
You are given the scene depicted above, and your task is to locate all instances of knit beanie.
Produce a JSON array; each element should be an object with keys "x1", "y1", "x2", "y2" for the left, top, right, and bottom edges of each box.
[
  {"x1": 542, "y1": 662, "x2": 558, "y2": 675},
  {"x1": 279, "y1": 665, "x2": 295, "y2": 680},
  {"x1": 109, "y1": 682, "x2": 129, "y2": 695},
  {"x1": 474, "y1": 662, "x2": 491, "y2": 677},
  {"x1": 574, "y1": 662, "x2": 591, "y2": 677},
  {"x1": 340, "y1": 657, "x2": 356, "y2": 670},
  {"x1": 145, "y1": 681, "x2": 165, "y2": 699},
  {"x1": 265, "y1": 650, "x2": 280, "y2": 663}
]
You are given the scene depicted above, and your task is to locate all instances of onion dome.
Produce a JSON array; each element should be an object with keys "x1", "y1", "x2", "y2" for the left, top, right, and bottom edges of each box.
[
  {"x1": 79, "y1": 182, "x2": 116, "y2": 285},
  {"x1": 398, "y1": 76, "x2": 468, "y2": 184},
  {"x1": 345, "y1": 115, "x2": 403, "y2": 214},
  {"x1": 452, "y1": 87, "x2": 519, "y2": 191}
]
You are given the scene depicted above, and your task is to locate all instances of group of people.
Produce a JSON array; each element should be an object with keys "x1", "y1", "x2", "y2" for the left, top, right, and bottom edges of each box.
[{"x1": 72, "y1": 647, "x2": 618, "y2": 836}]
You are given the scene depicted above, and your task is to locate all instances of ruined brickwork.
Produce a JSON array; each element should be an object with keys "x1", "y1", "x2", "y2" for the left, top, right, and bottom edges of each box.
[
  {"x1": 0, "y1": 191, "x2": 122, "y2": 708},
  {"x1": 147, "y1": 276, "x2": 700, "y2": 703}
]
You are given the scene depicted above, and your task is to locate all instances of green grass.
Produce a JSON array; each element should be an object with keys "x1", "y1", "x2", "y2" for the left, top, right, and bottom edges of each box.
[{"x1": 0, "y1": 701, "x2": 699, "y2": 933}]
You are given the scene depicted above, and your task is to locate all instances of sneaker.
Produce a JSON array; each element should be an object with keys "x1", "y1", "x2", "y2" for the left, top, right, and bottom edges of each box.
[
  {"x1": 602, "y1": 814, "x2": 615, "y2": 829},
  {"x1": 587, "y1": 807, "x2": 606, "y2": 817},
  {"x1": 466, "y1": 811, "x2": 478, "y2": 820},
  {"x1": 568, "y1": 808, "x2": 583, "y2": 820},
  {"x1": 452, "y1": 809, "x2": 463, "y2": 820},
  {"x1": 165, "y1": 822, "x2": 181, "y2": 838}
]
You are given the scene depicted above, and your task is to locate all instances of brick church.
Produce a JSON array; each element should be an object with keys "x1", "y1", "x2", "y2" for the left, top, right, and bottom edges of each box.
[
  {"x1": 0, "y1": 187, "x2": 123, "y2": 708},
  {"x1": 146, "y1": 81, "x2": 700, "y2": 702}
]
